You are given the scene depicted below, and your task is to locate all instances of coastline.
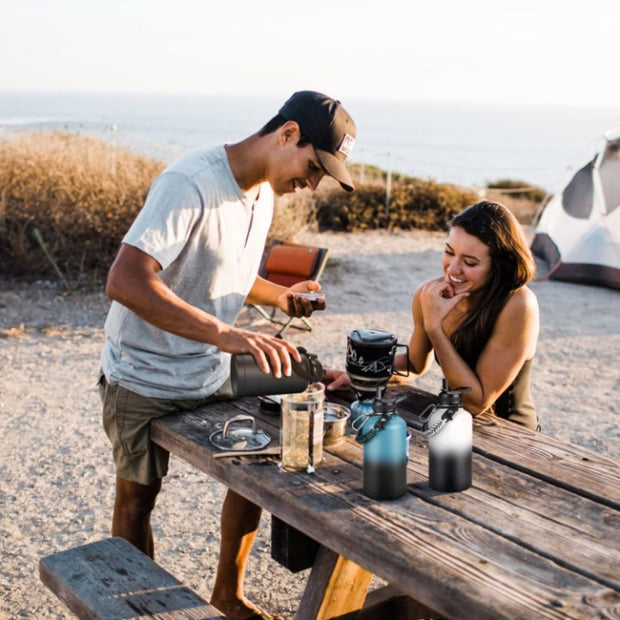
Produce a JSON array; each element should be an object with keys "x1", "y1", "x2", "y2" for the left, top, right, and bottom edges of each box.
[{"x1": 2, "y1": 92, "x2": 619, "y2": 190}]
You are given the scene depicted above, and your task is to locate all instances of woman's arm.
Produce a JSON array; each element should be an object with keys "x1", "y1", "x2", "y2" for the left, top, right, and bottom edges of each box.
[
  {"x1": 467, "y1": 287, "x2": 539, "y2": 413},
  {"x1": 428, "y1": 287, "x2": 539, "y2": 414},
  {"x1": 392, "y1": 284, "x2": 437, "y2": 378}
]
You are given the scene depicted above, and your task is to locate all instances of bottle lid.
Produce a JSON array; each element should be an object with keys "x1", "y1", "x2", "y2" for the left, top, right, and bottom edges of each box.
[
  {"x1": 293, "y1": 347, "x2": 324, "y2": 382},
  {"x1": 438, "y1": 379, "x2": 471, "y2": 407},
  {"x1": 348, "y1": 328, "x2": 397, "y2": 347},
  {"x1": 372, "y1": 396, "x2": 397, "y2": 413}
]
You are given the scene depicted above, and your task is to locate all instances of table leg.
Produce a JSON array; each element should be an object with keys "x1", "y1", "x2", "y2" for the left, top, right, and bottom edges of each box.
[{"x1": 296, "y1": 546, "x2": 373, "y2": 620}]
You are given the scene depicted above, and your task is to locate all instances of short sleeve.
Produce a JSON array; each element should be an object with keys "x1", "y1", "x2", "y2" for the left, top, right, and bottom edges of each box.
[{"x1": 122, "y1": 172, "x2": 203, "y2": 270}]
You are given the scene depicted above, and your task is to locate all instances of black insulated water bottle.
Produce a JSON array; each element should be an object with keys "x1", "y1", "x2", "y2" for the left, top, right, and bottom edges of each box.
[{"x1": 229, "y1": 347, "x2": 324, "y2": 397}]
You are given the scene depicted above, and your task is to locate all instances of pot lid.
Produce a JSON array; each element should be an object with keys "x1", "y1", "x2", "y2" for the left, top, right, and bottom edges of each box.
[
  {"x1": 324, "y1": 403, "x2": 351, "y2": 423},
  {"x1": 209, "y1": 414, "x2": 271, "y2": 452},
  {"x1": 348, "y1": 328, "x2": 396, "y2": 346}
]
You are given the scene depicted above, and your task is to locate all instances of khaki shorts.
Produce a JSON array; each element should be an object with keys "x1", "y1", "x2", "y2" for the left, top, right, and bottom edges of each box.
[{"x1": 98, "y1": 371, "x2": 233, "y2": 485}]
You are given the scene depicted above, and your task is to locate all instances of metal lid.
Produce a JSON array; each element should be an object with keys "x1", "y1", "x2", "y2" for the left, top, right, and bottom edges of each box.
[
  {"x1": 209, "y1": 415, "x2": 271, "y2": 452},
  {"x1": 324, "y1": 403, "x2": 351, "y2": 423}
]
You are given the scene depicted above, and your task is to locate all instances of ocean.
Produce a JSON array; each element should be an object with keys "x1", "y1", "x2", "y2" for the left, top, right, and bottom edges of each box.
[{"x1": 1, "y1": 91, "x2": 617, "y2": 192}]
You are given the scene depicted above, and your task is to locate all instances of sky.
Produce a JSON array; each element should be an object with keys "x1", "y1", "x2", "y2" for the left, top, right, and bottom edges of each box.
[{"x1": 1, "y1": 0, "x2": 619, "y2": 107}]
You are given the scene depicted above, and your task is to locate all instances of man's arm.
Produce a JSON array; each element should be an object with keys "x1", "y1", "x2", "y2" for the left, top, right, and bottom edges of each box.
[
  {"x1": 106, "y1": 244, "x2": 299, "y2": 376},
  {"x1": 246, "y1": 275, "x2": 326, "y2": 318}
]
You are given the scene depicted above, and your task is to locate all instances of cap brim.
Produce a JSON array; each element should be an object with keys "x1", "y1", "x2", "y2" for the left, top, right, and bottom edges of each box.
[{"x1": 316, "y1": 150, "x2": 355, "y2": 192}]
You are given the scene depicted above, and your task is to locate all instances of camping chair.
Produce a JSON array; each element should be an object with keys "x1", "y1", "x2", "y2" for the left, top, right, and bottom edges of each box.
[{"x1": 250, "y1": 240, "x2": 330, "y2": 336}]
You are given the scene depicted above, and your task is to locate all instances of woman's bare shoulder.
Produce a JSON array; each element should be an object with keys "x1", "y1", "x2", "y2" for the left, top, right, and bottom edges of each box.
[
  {"x1": 509, "y1": 285, "x2": 538, "y2": 308},
  {"x1": 501, "y1": 286, "x2": 539, "y2": 322}
]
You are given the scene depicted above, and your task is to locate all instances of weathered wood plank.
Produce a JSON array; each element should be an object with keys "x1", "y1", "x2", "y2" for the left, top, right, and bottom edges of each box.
[
  {"x1": 39, "y1": 537, "x2": 225, "y2": 619},
  {"x1": 282, "y1": 454, "x2": 620, "y2": 620},
  {"x1": 410, "y1": 431, "x2": 620, "y2": 589},
  {"x1": 471, "y1": 417, "x2": 620, "y2": 508},
  {"x1": 151, "y1": 405, "x2": 620, "y2": 620},
  {"x1": 390, "y1": 384, "x2": 620, "y2": 508},
  {"x1": 295, "y1": 546, "x2": 373, "y2": 620},
  {"x1": 327, "y1": 428, "x2": 620, "y2": 590},
  {"x1": 359, "y1": 584, "x2": 440, "y2": 620},
  {"x1": 234, "y1": 394, "x2": 620, "y2": 580}
]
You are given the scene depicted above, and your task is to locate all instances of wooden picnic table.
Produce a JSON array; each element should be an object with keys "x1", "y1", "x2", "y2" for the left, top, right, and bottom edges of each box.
[{"x1": 150, "y1": 384, "x2": 620, "y2": 620}]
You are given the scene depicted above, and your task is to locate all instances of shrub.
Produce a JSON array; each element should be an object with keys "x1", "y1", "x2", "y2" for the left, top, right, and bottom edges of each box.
[
  {"x1": 0, "y1": 132, "x2": 539, "y2": 287},
  {"x1": 0, "y1": 132, "x2": 164, "y2": 287},
  {"x1": 486, "y1": 179, "x2": 547, "y2": 203},
  {"x1": 484, "y1": 179, "x2": 549, "y2": 225},
  {"x1": 315, "y1": 179, "x2": 477, "y2": 232},
  {"x1": 269, "y1": 188, "x2": 320, "y2": 243}
]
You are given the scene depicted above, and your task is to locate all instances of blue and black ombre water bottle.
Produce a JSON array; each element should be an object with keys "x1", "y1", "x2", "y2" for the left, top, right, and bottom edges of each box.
[{"x1": 355, "y1": 397, "x2": 408, "y2": 500}]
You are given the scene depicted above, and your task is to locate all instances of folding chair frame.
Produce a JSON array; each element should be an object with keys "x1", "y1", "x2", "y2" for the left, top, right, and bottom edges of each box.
[{"x1": 250, "y1": 240, "x2": 329, "y2": 337}]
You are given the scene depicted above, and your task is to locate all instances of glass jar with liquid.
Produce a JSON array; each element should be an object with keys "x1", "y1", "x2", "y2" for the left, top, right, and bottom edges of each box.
[{"x1": 280, "y1": 382, "x2": 325, "y2": 473}]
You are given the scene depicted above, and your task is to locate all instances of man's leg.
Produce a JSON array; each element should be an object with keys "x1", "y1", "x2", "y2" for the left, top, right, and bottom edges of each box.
[
  {"x1": 112, "y1": 476, "x2": 162, "y2": 558},
  {"x1": 210, "y1": 488, "x2": 274, "y2": 619}
]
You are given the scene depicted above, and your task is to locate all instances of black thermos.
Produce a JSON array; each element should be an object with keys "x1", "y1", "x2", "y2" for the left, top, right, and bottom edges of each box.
[{"x1": 229, "y1": 347, "x2": 324, "y2": 397}]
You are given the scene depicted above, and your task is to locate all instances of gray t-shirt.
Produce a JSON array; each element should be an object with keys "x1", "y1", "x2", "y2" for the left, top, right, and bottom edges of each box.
[{"x1": 101, "y1": 145, "x2": 273, "y2": 398}]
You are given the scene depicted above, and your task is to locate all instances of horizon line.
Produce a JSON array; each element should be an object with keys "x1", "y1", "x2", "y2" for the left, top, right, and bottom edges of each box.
[{"x1": 0, "y1": 89, "x2": 617, "y2": 112}]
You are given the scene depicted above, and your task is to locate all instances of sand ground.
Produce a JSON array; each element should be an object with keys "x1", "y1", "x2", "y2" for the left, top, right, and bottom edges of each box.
[{"x1": 1, "y1": 229, "x2": 618, "y2": 618}]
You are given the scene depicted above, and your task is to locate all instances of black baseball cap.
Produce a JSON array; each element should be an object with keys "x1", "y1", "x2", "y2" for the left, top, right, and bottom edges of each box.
[{"x1": 279, "y1": 91, "x2": 356, "y2": 192}]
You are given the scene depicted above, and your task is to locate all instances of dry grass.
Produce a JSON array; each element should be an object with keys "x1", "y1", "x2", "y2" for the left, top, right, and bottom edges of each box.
[
  {"x1": 0, "y1": 132, "x2": 164, "y2": 287},
  {"x1": 0, "y1": 132, "x2": 544, "y2": 288},
  {"x1": 0, "y1": 323, "x2": 27, "y2": 339},
  {"x1": 269, "y1": 176, "x2": 341, "y2": 242}
]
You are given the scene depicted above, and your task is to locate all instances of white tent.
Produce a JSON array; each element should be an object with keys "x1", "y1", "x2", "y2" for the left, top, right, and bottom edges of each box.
[{"x1": 531, "y1": 127, "x2": 620, "y2": 290}]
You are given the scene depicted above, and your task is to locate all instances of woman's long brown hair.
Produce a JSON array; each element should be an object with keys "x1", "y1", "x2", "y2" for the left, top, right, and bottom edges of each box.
[{"x1": 449, "y1": 201, "x2": 536, "y2": 367}]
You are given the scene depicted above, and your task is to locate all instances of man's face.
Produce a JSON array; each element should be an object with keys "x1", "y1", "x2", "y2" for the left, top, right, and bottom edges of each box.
[{"x1": 269, "y1": 125, "x2": 327, "y2": 196}]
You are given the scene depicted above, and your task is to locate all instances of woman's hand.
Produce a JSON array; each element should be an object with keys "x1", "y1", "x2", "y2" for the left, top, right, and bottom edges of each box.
[{"x1": 419, "y1": 277, "x2": 468, "y2": 333}]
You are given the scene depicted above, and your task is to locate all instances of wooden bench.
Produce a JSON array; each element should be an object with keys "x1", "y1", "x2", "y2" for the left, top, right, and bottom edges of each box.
[{"x1": 39, "y1": 537, "x2": 226, "y2": 619}]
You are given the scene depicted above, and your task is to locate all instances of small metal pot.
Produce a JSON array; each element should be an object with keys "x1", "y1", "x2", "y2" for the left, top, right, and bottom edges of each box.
[{"x1": 323, "y1": 404, "x2": 351, "y2": 446}]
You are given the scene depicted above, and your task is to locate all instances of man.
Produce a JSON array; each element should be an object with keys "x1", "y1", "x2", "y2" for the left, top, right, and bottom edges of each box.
[{"x1": 99, "y1": 90, "x2": 356, "y2": 620}]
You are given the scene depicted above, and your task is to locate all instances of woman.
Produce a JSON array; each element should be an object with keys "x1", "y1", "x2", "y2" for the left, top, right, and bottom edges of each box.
[{"x1": 328, "y1": 200, "x2": 540, "y2": 429}]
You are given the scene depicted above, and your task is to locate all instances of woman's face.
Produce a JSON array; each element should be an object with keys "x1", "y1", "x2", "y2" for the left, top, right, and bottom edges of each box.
[{"x1": 442, "y1": 226, "x2": 493, "y2": 295}]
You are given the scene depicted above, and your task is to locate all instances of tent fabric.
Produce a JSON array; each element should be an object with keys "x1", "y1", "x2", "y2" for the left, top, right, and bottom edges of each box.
[{"x1": 531, "y1": 127, "x2": 620, "y2": 290}]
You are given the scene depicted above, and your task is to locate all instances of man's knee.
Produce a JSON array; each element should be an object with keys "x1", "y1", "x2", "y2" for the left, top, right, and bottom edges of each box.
[{"x1": 115, "y1": 476, "x2": 162, "y2": 517}]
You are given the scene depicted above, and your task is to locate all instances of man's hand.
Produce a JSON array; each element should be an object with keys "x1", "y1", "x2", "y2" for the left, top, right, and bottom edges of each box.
[
  {"x1": 323, "y1": 368, "x2": 351, "y2": 392},
  {"x1": 277, "y1": 281, "x2": 326, "y2": 318},
  {"x1": 214, "y1": 326, "x2": 300, "y2": 377}
]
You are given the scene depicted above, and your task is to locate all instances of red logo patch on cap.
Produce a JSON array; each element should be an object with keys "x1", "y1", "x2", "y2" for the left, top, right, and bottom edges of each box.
[{"x1": 338, "y1": 133, "x2": 355, "y2": 158}]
